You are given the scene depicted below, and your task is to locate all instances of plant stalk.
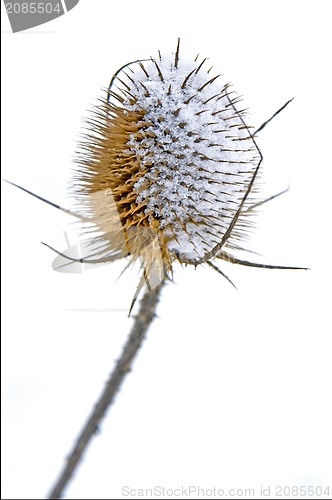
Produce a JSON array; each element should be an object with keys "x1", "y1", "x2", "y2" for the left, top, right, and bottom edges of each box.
[{"x1": 48, "y1": 280, "x2": 165, "y2": 499}]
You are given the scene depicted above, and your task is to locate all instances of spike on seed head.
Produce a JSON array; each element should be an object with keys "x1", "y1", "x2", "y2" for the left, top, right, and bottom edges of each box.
[
  {"x1": 73, "y1": 40, "x2": 262, "y2": 288},
  {"x1": 174, "y1": 38, "x2": 180, "y2": 68}
]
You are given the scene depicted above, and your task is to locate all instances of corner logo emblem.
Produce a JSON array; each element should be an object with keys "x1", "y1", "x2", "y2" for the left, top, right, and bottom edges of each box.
[{"x1": 4, "y1": 0, "x2": 79, "y2": 33}]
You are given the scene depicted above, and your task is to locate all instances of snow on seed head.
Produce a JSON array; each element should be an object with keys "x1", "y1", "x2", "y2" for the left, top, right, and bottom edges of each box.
[{"x1": 73, "y1": 40, "x2": 262, "y2": 281}]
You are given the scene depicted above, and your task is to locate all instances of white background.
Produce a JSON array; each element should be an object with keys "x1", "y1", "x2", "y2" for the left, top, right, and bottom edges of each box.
[{"x1": 2, "y1": 1, "x2": 332, "y2": 499}]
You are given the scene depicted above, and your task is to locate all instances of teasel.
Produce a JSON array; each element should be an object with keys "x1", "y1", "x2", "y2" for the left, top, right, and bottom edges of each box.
[
  {"x1": 69, "y1": 38, "x2": 301, "y2": 306},
  {"x1": 6, "y1": 40, "x2": 306, "y2": 499}
]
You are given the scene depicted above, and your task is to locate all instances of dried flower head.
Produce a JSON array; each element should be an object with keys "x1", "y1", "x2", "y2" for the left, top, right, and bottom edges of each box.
[{"x1": 70, "y1": 39, "x2": 301, "y2": 298}]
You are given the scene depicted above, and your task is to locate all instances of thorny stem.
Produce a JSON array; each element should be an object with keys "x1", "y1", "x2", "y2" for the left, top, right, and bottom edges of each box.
[{"x1": 48, "y1": 280, "x2": 165, "y2": 499}]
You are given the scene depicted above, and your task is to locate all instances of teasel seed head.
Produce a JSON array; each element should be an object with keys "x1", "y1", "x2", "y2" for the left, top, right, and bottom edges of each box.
[{"x1": 73, "y1": 39, "x2": 262, "y2": 285}]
